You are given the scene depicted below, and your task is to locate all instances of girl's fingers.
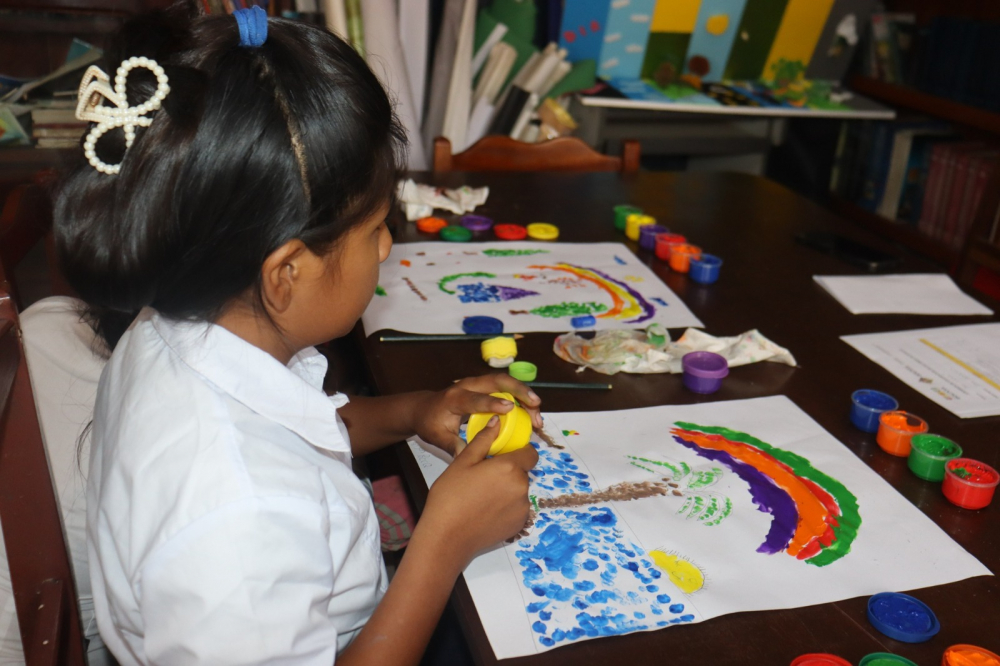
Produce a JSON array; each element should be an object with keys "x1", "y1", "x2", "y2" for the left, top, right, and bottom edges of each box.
[
  {"x1": 455, "y1": 415, "x2": 499, "y2": 465},
  {"x1": 457, "y1": 374, "x2": 541, "y2": 408},
  {"x1": 504, "y1": 441, "x2": 539, "y2": 472},
  {"x1": 454, "y1": 389, "x2": 515, "y2": 418}
]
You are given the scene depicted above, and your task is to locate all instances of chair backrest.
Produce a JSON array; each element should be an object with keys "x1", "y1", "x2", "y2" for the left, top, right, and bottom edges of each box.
[
  {"x1": 0, "y1": 289, "x2": 86, "y2": 666},
  {"x1": 0, "y1": 176, "x2": 72, "y2": 311},
  {"x1": 433, "y1": 136, "x2": 641, "y2": 174},
  {"x1": 957, "y1": 165, "x2": 1000, "y2": 298}
]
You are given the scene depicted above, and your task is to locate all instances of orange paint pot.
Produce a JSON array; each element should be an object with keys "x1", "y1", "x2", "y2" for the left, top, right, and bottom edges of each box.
[
  {"x1": 416, "y1": 216, "x2": 447, "y2": 234},
  {"x1": 669, "y1": 244, "x2": 702, "y2": 273},
  {"x1": 655, "y1": 233, "x2": 686, "y2": 261},
  {"x1": 876, "y1": 410, "x2": 928, "y2": 457},
  {"x1": 942, "y1": 643, "x2": 1000, "y2": 666}
]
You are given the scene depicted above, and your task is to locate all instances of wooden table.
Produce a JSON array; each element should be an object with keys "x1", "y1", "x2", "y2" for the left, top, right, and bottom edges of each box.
[{"x1": 360, "y1": 171, "x2": 1000, "y2": 666}]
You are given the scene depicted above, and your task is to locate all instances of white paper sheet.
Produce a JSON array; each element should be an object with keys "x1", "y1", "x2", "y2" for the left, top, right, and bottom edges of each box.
[
  {"x1": 361, "y1": 242, "x2": 703, "y2": 334},
  {"x1": 843, "y1": 323, "x2": 1000, "y2": 418},
  {"x1": 814, "y1": 274, "x2": 994, "y2": 316},
  {"x1": 407, "y1": 396, "x2": 991, "y2": 660}
]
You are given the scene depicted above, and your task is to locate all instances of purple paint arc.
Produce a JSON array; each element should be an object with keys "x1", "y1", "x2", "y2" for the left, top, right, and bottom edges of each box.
[{"x1": 672, "y1": 434, "x2": 799, "y2": 555}]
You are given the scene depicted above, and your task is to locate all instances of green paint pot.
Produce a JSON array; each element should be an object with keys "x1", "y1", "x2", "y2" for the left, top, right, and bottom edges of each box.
[
  {"x1": 858, "y1": 653, "x2": 918, "y2": 666},
  {"x1": 908, "y1": 434, "x2": 962, "y2": 482},
  {"x1": 613, "y1": 204, "x2": 642, "y2": 231}
]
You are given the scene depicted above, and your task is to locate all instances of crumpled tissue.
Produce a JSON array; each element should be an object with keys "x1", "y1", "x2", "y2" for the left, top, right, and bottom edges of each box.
[
  {"x1": 553, "y1": 327, "x2": 797, "y2": 376},
  {"x1": 397, "y1": 179, "x2": 490, "y2": 221}
]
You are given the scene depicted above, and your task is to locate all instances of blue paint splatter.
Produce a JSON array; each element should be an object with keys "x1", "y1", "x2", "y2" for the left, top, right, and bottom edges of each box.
[
  {"x1": 455, "y1": 282, "x2": 539, "y2": 303},
  {"x1": 652, "y1": 297, "x2": 668, "y2": 306},
  {"x1": 669, "y1": 603, "x2": 685, "y2": 614},
  {"x1": 614, "y1": 255, "x2": 627, "y2": 265}
]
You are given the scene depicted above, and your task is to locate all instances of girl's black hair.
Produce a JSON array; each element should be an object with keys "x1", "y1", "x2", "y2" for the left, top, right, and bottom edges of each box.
[{"x1": 55, "y1": 2, "x2": 406, "y2": 349}]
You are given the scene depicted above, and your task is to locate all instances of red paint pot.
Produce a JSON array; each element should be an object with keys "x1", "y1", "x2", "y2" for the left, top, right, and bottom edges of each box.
[
  {"x1": 790, "y1": 653, "x2": 852, "y2": 666},
  {"x1": 942, "y1": 458, "x2": 999, "y2": 510},
  {"x1": 876, "y1": 410, "x2": 928, "y2": 457},
  {"x1": 655, "y1": 233, "x2": 687, "y2": 261}
]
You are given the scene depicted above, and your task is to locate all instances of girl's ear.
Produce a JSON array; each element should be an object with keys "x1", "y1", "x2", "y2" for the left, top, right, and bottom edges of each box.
[{"x1": 260, "y1": 239, "x2": 310, "y2": 315}]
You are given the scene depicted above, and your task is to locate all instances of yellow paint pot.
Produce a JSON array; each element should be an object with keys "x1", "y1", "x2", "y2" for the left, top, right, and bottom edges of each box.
[
  {"x1": 625, "y1": 213, "x2": 655, "y2": 241},
  {"x1": 466, "y1": 392, "x2": 533, "y2": 456},
  {"x1": 481, "y1": 336, "x2": 518, "y2": 368}
]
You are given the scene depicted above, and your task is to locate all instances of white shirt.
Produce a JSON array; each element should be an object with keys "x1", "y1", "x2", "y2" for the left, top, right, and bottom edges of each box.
[{"x1": 88, "y1": 310, "x2": 385, "y2": 665}]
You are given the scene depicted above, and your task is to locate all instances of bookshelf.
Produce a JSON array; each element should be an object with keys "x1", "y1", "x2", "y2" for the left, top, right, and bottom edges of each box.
[{"x1": 849, "y1": 75, "x2": 1000, "y2": 136}]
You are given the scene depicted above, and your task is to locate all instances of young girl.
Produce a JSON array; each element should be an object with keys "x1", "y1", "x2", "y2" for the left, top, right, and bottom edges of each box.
[{"x1": 55, "y1": 4, "x2": 540, "y2": 664}]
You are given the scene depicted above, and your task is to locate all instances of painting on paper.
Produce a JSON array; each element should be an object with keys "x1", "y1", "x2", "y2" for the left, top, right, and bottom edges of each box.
[
  {"x1": 407, "y1": 396, "x2": 989, "y2": 659},
  {"x1": 361, "y1": 242, "x2": 703, "y2": 335}
]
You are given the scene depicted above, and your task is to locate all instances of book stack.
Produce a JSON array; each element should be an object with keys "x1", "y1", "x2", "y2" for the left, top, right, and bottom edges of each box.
[
  {"x1": 31, "y1": 102, "x2": 86, "y2": 149},
  {"x1": 831, "y1": 120, "x2": 998, "y2": 250}
]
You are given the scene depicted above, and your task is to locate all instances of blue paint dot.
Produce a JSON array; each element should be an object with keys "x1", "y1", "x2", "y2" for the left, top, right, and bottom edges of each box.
[
  {"x1": 651, "y1": 606, "x2": 664, "y2": 615},
  {"x1": 646, "y1": 584, "x2": 659, "y2": 593},
  {"x1": 552, "y1": 629, "x2": 566, "y2": 642},
  {"x1": 669, "y1": 604, "x2": 685, "y2": 614},
  {"x1": 574, "y1": 580, "x2": 595, "y2": 591},
  {"x1": 634, "y1": 612, "x2": 646, "y2": 619},
  {"x1": 539, "y1": 637, "x2": 554, "y2": 646},
  {"x1": 583, "y1": 559, "x2": 599, "y2": 571},
  {"x1": 552, "y1": 478, "x2": 568, "y2": 488},
  {"x1": 527, "y1": 602, "x2": 548, "y2": 613},
  {"x1": 650, "y1": 569, "x2": 662, "y2": 578},
  {"x1": 656, "y1": 594, "x2": 671, "y2": 604},
  {"x1": 657, "y1": 620, "x2": 669, "y2": 627},
  {"x1": 573, "y1": 598, "x2": 589, "y2": 610},
  {"x1": 532, "y1": 621, "x2": 547, "y2": 634},
  {"x1": 539, "y1": 611, "x2": 552, "y2": 621},
  {"x1": 532, "y1": 586, "x2": 546, "y2": 597},
  {"x1": 626, "y1": 561, "x2": 639, "y2": 572},
  {"x1": 679, "y1": 614, "x2": 695, "y2": 622}
]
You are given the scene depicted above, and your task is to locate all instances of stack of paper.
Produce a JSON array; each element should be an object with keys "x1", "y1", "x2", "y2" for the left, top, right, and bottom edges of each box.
[{"x1": 814, "y1": 274, "x2": 994, "y2": 316}]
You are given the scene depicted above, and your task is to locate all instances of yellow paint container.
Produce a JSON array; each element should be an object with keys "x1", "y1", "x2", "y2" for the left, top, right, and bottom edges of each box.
[
  {"x1": 466, "y1": 392, "x2": 533, "y2": 456},
  {"x1": 481, "y1": 336, "x2": 517, "y2": 368},
  {"x1": 625, "y1": 214, "x2": 655, "y2": 241}
]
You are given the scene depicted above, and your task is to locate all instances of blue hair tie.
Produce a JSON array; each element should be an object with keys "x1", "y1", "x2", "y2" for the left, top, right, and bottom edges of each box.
[{"x1": 234, "y1": 6, "x2": 268, "y2": 48}]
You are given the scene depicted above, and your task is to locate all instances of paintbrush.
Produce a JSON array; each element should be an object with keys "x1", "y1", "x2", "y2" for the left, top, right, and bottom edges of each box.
[{"x1": 379, "y1": 334, "x2": 525, "y2": 342}]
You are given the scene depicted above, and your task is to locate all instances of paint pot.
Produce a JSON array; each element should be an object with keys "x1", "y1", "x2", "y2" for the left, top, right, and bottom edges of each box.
[
  {"x1": 908, "y1": 434, "x2": 962, "y2": 482},
  {"x1": 682, "y1": 351, "x2": 729, "y2": 394},
  {"x1": 669, "y1": 244, "x2": 702, "y2": 273},
  {"x1": 638, "y1": 224, "x2": 669, "y2": 251},
  {"x1": 494, "y1": 223, "x2": 527, "y2": 240},
  {"x1": 789, "y1": 654, "x2": 851, "y2": 666},
  {"x1": 655, "y1": 233, "x2": 687, "y2": 261},
  {"x1": 625, "y1": 213, "x2": 655, "y2": 241},
  {"x1": 850, "y1": 389, "x2": 899, "y2": 433},
  {"x1": 689, "y1": 254, "x2": 723, "y2": 284},
  {"x1": 526, "y1": 222, "x2": 559, "y2": 241},
  {"x1": 571, "y1": 314, "x2": 596, "y2": 328},
  {"x1": 465, "y1": 391, "x2": 533, "y2": 456},
  {"x1": 416, "y1": 216, "x2": 447, "y2": 234},
  {"x1": 440, "y1": 225, "x2": 472, "y2": 242},
  {"x1": 481, "y1": 336, "x2": 517, "y2": 368},
  {"x1": 460, "y1": 214, "x2": 493, "y2": 231},
  {"x1": 858, "y1": 653, "x2": 919, "y2": 666},
  {"x1": 462, "y1": 316, "x2": 504, "y2": 336},
  {"x1": 942, "y1": 644, "x2": 1000, "y2": 666},
  {"x1": 867, "y1": 592, "x2": 940, "y2": 643},
  {"x1": 942, "y1": 458, "x2": 999, "y2": 510},
  {"x1": 613, "y1": 204, "x2": 642, "y2": 231},
  {"x1": 876, "y1": 410, "x2": 928, "y2": 457},
  {"x1": 508, "y1": 361, "x2": 537, "y2": 382}
]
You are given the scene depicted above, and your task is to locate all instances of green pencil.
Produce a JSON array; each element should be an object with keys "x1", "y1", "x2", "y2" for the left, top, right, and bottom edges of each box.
[{"x1": 379, "y1": 334, "x2": 524, "y2": 342}]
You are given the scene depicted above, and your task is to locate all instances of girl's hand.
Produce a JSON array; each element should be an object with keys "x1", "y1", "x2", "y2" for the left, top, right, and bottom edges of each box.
[
  {"x1": 410, "y1": 374, "x2": 542, "y2": 456},
  {"x1": 417, "y1": 416, "x2": 538, "y2": 570}
]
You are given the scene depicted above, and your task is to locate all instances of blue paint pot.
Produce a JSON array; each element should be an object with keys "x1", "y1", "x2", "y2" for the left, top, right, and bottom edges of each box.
[
  {"x1": 571, "y1": 315, "x2": 596, "y2": 328},
  {"x1": 689, "y1": 254, "x2": 722, "y2": 284},
  {"x1": 850, "y1": 389, "x2": 898, "y2": 433},
  {"x1": 462, "y1": 316, "x2": 504, "y2": 335}
]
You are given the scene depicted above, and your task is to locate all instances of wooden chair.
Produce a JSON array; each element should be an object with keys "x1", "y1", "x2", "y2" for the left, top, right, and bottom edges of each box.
[
  {"x1": 0, "y1": 175, "x2": 72, "y2": 311},
  {"x1": 433, "y1": 136, "x2": 641, "y2": 174},
  {"x1": 957, "y1": 166, "x2": 1000, "y2": 300},
  {"x1": 0, "y1": 288, "x2": 87, "y2": 666}
]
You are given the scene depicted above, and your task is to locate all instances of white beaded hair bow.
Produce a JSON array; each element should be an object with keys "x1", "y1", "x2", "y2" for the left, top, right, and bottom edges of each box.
[{"x1": 75, "y1": 57, "x2": 171, "y2": 175}]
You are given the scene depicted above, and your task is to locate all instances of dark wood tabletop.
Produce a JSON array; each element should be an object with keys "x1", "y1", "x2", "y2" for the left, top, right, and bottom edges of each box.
[{"x1": 360, "y1": 171, "x2": 1000, "y2": 666}]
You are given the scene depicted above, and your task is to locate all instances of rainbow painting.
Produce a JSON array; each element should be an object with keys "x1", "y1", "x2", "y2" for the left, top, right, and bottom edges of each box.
[
  {"x1": 670, "y1": 422, "x2": 860, "y2": 566},
  {"x1": 529, "y1": 263, "x2": 656, "y2": 324}
]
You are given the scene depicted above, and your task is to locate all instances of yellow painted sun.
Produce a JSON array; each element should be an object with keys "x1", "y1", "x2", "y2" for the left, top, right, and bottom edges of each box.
[{"x1": 650, "y1": 550, "x2": 705, "y2": 594}]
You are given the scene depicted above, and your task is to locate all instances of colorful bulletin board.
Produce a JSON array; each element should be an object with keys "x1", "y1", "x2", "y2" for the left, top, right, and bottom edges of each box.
[
  {"x1": 361, "y1": 242, "x2": 703, "y2": 335},
  {"x1": 407, "y1": 396, "x2": 990, "y2": 660}
]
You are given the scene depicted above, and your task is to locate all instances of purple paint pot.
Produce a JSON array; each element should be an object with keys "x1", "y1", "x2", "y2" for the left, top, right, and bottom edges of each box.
[
  {"x1": 682, "y1": 351, "x2": 729, "y2": 394},
  {"x1": 460, "y1": 214, "x2": 493, "y2": 231},
  {"x1": 638, "y1": 224, "x2": 669, "y2": 251}
]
